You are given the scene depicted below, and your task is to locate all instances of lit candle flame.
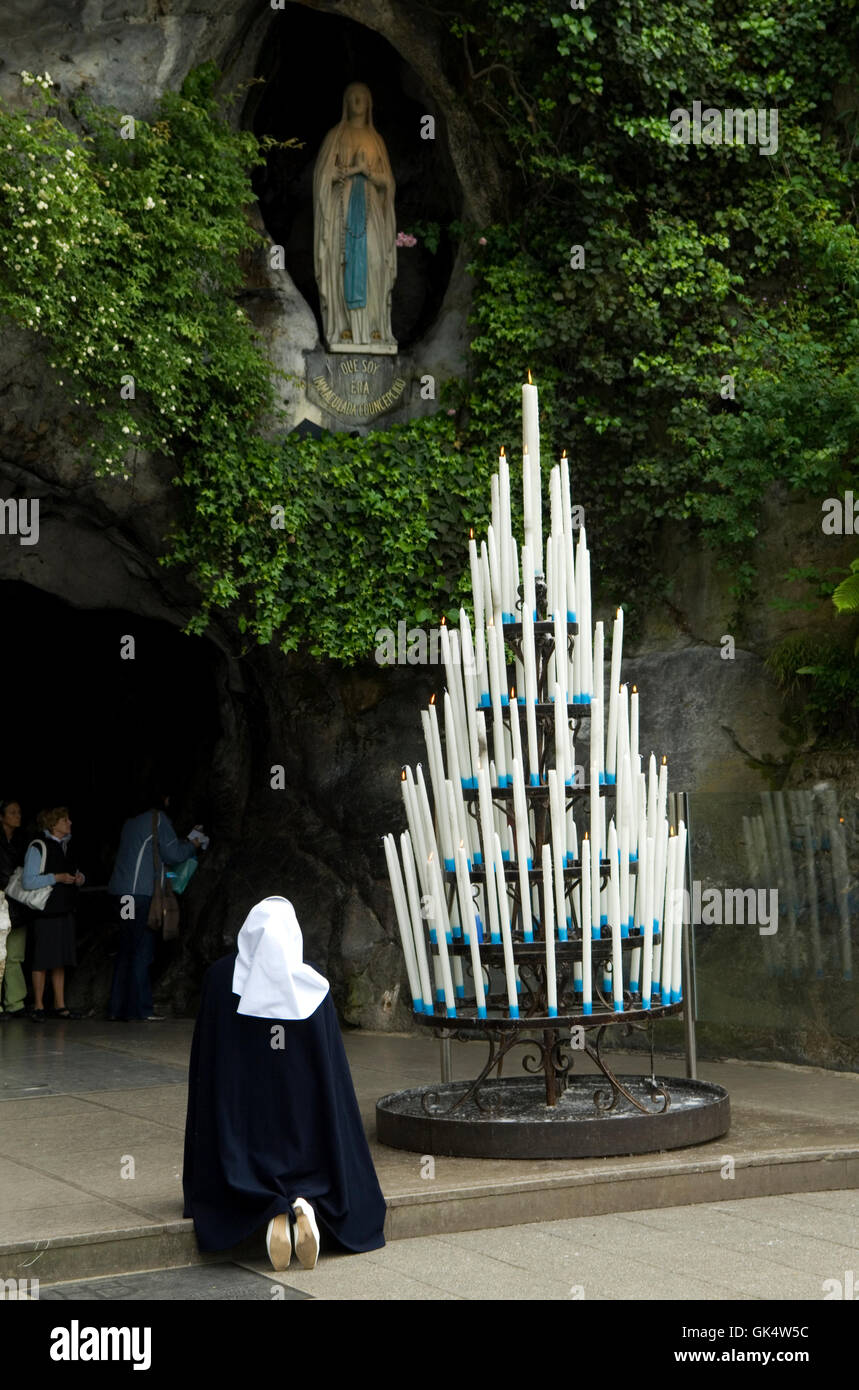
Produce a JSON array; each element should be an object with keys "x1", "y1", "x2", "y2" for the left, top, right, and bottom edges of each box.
[
  {"x1": 561, "y1": 449, "x2": 567, "y2": 460},
  {"x1": 500, "y1": 445, "x2": 506, "y2": 458},
  {"x1": 527, "y1": 368, "x2": 533, "y2": 385},
  {"x1": 469, "y1": 527, "x2": 475, "y2": 540},
  {"x1": 632, "y1": 685, "x2": 638, "y2": 694},
  {"x1": 401, "y1": 768, "x2": 407, "y2": 781},
  {"x1": 429, "y1": 693, "x2": 436, "y2": 706},
  {"x1": 662, "y1": 755, "x2": 668, "y2": 765}
]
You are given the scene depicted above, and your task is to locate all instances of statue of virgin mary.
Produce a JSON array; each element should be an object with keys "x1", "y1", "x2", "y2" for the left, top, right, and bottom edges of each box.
[{"x1": 313, "y1": 83, "x2": 397, "y2": 353}]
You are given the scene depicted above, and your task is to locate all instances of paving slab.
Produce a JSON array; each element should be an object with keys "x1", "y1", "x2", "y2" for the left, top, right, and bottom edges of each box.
[
  {"x1": 37, "y1": 1263, "x2": 310, "y2": 1300},
  {"x1": 1, "y1": 1021, "x2": 857, "y2": 1284}
]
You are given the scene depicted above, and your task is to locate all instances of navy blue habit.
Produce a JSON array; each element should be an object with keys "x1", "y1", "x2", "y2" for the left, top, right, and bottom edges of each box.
[{"x1": 182, "y1": 953, "x2": 387, "y2": 1254}]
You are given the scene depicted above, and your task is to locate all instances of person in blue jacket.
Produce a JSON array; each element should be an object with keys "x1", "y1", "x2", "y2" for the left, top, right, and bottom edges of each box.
[{"x1": 107, "y1": 790, "x2": 200, "y2": 1021}]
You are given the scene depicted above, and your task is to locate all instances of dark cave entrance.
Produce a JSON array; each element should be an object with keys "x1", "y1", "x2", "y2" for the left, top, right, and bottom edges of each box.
[
  {"x1": 1, "y1": 581, "x2": 224, "y2": 1008},
  {"x1": 247, "y1": 5, "x2": 460, "y2": 350}
]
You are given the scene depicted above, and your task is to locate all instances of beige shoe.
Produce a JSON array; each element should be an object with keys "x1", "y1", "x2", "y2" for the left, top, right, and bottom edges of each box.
[
  {"x1": 265, "y1": 1212, "x2": 292, "y2": 1271},
  {"x1": 292, "y1": 1198, "x2": 320, "y2": 1270}
]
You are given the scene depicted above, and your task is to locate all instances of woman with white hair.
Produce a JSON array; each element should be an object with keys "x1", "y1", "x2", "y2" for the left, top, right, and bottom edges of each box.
[{"x1": 182, "y1": 897, "x2": 386, "y2": 1270}]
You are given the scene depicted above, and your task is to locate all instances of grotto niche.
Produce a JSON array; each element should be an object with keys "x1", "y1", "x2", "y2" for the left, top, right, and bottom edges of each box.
[{"x1": 246, "y1": 4, "x2": 462, "y2": 430}]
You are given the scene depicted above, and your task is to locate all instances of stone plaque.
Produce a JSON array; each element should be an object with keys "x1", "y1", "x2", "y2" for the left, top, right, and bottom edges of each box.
[{"x1": 305, "y1": 350, "x2": 412, "y2": 428}]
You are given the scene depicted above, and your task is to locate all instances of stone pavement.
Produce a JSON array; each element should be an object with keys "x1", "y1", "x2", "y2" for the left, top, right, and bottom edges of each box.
[
  {"x1": 10, "y1": 1192, "x2": 858, "y2": 1301},
  {"x1": 0, "y1": 1016, "x2": 857, "y2": 1293},
  {"x1": 240, "y1": 1189, "x2": 859, "y2": 1301}
]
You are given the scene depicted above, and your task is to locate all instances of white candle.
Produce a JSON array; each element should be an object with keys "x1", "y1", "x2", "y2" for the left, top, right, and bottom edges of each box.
[
  {"x1": 592, "y1": 617, "x2": 604, "y2": 735},
  {"x1": 384, "y1": 834, "x2": 423, "y2": 1012},
  {"x1": 652, "y1": 817, "x2": 669, "y2": 995},
  {"x1": 578, "y1": 532, "x2": 592, "y2": 702},
  {"x1": 657, "y1": 755, "x2": 668, "y2": 827},
  {"x1": 541, "y1": 843, "x2": 558, "y2": 1016},
  {"x1": 640, "y1": 834, "x2": 655, "y2": 1009},
  {"x1": 630, "y1": 831, "x2": 645, "y2": 996},
  {"x1": 415, "y1": 765, "x2": 442, "y2": 884},
  {"x1": 499, "y1": 447, "x2": 515, "y2": 619},
  {"x1": 400, "y1": 830, "x2": 434, "y2": 1014},
  {"x1": 608, "y1": 820, "x2": 623, "y2": 1012},
  {"x1": 550, "y1": 463, "x2": 562, "y2": 538},
  {"x1": 630, "y1": 685, "x2": 639, "y2": 768},
  {"x1": 560, "y1": 451, "x2": 576, "y2": 623},
  {"x1": 590, "y1": 822, "x2": 601, "y2": 946},
  {"x1": 427, "y1": 850, "x2": 457, "y2": 1015},
  {"x1": 589, "y1": 735, "x2": 601, "y2": 864},
  {"x1": 548, "y1": 768, "x2": 568, "y2": 941},
  {"x1": 486, "y1": 619, "x2": 509, "y2": 786},
  {"x1": 402, "y1": 769, "x2": 432, "y2": 900},
  {"x1": 522, "y1": 375, "x2": 542, "y2": 574},
  {"x1": 511, "y1": 757, "x2": 534, "y2": 941},
  {"x1": 443, "y1": 694, "x2": 476, "y2": 860},
  {"x1": 619, "y1": 818, "x2": 630, "y2": 939},
  {"x1": 522, "y1": 543, "x2": 537, "y2": 621},
  {"x1": 672, "y1": 821, "x2": 687, "y2": 1003},
  {"x1": 469, "y1": 529, "x2": 483, "y2": 628},
  {"x1": 606, "y1": 608, "x2": 623, "y2": 784},
  {"x1": 646, "y1": 752, "x2": 658, "y2": 843},
  {"x1": 552, "y1": 539, "x2": 568, "y2": 704},
  {"x1": 523, "y1": 445, "x2": 534, "y2": 564},
  {"x1": 619, "y1": 750, "x2": 633, "y2": 863},
  {"x1": 486, "y1": 524, "x2": 503, "y2": 614},
  {"x1": 616, "y1": 682, "x2": 629, "y2": 812},
  {"x1": 591, "y1": 688, "x2": 604, "y2": 790},
  {"x1": 637, "y1": 765, "x2": 647, "y2": 861},
  {"x1": 476, "y1": 763, "x2": 501, "y2": 940},
  {"x1": 522, "y1": 603, "x2": 540, "y2": 784},
  {"x1": 458, "y1": 610, "x2": 481, "y2": 786},
  {"x1": 440, "y1": 621, "x2": 470, "y2": 785},
  {"x1": 581, "y1": 831, "x2": 592, "y2": 1014},
  {"x1": 493, "y1": 831, "x2": 520, "y2": 1016},
  {"x1": 511, "y1": 538, "x2": 525, "y2": 697},
  {"x1": 553, "y1": 678, "x2": 569, "y2": 796},
  {"x1": 478, "y1": 543, "x2": 492, "y2": 704},
  {"x1": 545, "y1": 535, "x2": 555, "y2": 691},
  {"x1": 455, "y1": 838, "x2": 486, "y2": 1016},
  {"x1": 661, "y1": 832, "x2": 678, "y2": 1007},
  {"x1": 424, "y1": 701, "x2": 455, "y2": 868}
]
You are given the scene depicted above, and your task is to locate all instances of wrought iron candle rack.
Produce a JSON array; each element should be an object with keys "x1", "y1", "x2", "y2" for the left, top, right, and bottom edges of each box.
[{"x1": 414, "y1": 577, "x2": 684, "y2": 1118}]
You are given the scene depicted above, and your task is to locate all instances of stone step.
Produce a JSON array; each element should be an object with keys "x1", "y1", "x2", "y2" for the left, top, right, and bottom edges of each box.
[{"x1": 4, "y1": 1143, "x2": 856, "y2": 1286}]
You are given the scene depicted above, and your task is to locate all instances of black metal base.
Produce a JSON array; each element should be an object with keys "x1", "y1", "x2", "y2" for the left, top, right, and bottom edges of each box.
[{"x1": 376, "y1": 1075, "x2": 730, "y2": 1159}]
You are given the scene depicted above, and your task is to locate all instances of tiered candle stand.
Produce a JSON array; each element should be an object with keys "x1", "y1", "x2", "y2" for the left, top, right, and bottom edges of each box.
[{"x1": 378, "y1": 578, "x2": 730, "y2": 1158}]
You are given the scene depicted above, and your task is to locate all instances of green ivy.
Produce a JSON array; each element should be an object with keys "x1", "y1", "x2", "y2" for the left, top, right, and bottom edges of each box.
[
  {"x1": 0, "y1": 66, "x2": 274, "y2": 478},
  {"x1": 2, "y1": 5, "x2": 859, "y2": 675}
]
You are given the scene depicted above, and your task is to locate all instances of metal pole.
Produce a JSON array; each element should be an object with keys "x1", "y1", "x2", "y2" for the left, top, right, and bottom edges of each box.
[
  {"x1": 439, "y1": 1035, "x2": 452, "y2": 1083},
  {"x1": 679, "y1": 790, "x2": 697, "y2": 1079}
]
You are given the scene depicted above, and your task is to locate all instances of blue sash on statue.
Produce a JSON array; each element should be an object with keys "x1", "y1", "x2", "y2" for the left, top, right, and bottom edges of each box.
[{"x1": 344, "y1": 173, "x2": 368, "y2": 310}]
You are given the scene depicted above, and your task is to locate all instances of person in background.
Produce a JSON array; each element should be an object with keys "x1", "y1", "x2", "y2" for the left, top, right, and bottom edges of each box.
[
  {"x1": 23, "y1": 807, "x2": 84, "y2": 1020},
  {"x1": 107, "y1": 790, "x2": 202, "y2": 1022},
  {"x1": 0, "y1": 800, "x2": 31, "y2": 1019}
]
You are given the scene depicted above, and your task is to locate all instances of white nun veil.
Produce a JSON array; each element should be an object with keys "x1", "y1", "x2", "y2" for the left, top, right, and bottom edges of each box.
[{"x1": 232, "y1": 896, "x2": 329, "y2": 1021}]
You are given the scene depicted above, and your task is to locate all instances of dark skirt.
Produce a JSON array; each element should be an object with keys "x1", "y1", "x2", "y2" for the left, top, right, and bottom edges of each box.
[
  {"x1": 183, "y1": 954, "x2": 387, "y2": 1254},
  {"x1": 32, "y1": 913, "x2": 76, "y2": 970}
]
